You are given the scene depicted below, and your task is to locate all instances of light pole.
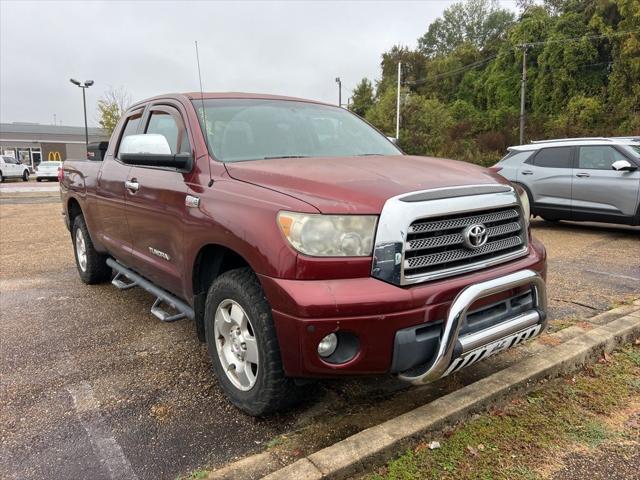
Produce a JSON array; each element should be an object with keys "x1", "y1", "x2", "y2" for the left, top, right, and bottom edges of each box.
[
  {"x1": 335, "y1": 77, "x2": 342, "y2": 107},
  {"x1": 70, "y1": 78, "x2": 94, "y2": 148},
  {"x1": 396, "y1": 62, "x2": 401, "y2": 141}
]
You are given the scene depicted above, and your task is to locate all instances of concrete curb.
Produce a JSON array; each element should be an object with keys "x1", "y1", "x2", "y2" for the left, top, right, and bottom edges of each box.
[{"x1": 261, "y1": 310, "x2": 640, "y2": 480}]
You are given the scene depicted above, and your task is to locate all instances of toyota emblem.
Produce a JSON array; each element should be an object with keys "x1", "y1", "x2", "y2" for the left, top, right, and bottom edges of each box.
[{"x1": 462, "y1": 224, "x2": 488, "y2": 249}]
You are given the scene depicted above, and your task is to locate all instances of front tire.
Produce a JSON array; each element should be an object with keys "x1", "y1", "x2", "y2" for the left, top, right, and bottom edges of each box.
[
  {"x1": 72, "y1": 215, "x2": 111, "y2": 284},
  {"x1": 204, "y1": 268, "x2": 300, "y2": 416},
  {"x1": 22, "y1": 170, "x2": 29, "y2": 181}
]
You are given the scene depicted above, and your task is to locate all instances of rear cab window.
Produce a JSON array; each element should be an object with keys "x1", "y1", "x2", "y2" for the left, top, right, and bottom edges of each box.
[{"x1": 531, "y1": 147, "x2": 573, "y2": 168}]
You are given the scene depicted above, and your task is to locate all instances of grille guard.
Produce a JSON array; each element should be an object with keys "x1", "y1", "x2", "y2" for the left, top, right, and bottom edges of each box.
[{"x1": 398, "y1": 269, "x2": 547, "y2": 385}]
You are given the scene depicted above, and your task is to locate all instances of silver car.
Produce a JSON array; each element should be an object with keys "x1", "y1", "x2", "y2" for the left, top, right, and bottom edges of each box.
[{"x1": 492, "y1": 138, "x2": 640, "y2": 226}]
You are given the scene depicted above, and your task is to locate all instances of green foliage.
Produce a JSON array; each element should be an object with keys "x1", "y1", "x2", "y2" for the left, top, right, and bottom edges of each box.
[
  {"x1": 417, "y1": 0, "x2": 515, "y2": 57},
  {"x1": 97, "y1": 101, "x2": 121, "y2": 135},
  {"x1": 96, "y1": 86, "x2": 132, "y2": 135},
  {"x1": 350, "y1": 78, "x2": 375, "y2": 117},
  {"x1": 363, "y1": 0, "x2": 640, "y2": 166}
]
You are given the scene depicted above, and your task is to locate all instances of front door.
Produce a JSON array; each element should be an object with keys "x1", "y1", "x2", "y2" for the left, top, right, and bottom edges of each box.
[
  {"x1": 94, "y1": 109, "x2": 142, "y2": 263},
  {"x1": 572, "y1": 145, "x2": 640, "y2": 222},
  {"x1": 124, "y1": 104, "x2": 193, "y2": 296},
  {"x1": 519, "y1": 146, "x2": 574, "y2": 218}
]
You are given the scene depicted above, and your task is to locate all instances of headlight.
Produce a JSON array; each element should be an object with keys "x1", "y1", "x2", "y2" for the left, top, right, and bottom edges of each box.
[
  {"x1": 515, "y1": 185, "x2": 531, "y2": 226},
  {"x1": 277, "y1": 211, "x2": 377, "y2": 257}
]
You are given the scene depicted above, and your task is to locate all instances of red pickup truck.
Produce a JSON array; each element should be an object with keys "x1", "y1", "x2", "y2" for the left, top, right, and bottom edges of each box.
[{"x1": 60, "y1": 93, "x2": 547, "y2": 415}]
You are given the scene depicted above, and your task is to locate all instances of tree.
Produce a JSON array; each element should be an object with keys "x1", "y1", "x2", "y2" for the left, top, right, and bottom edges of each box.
[
  {"x1": 417, "y1": 0, "x2": 514, "y2": 57},
  {"x1": 97, "y1": 86, "x2": 132, "y2": 135},
  {"x1": 350, "y1": 78, "x2": 375, "y2": 117}
]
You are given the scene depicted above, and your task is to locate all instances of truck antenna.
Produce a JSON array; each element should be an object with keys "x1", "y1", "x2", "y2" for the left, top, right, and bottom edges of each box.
[{"x1": 195, "y1": 40, "x2": 214, "y2": 186}]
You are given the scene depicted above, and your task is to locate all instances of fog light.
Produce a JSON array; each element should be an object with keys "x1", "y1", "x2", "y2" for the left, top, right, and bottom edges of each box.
[{"x1": 317, "y1": 333, "x2": 338, "y2": 358}]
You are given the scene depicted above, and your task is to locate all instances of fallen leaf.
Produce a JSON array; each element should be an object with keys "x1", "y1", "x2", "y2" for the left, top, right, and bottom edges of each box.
[
  {"x1": 599, "y1": 352, "x2": 612, "y2": 364},
  {"x1": 477, "y1": 444, "x2": 485, "y2": 451},
  {"x1": 466, "y1": 445, "x2": 479, "y2": 456},
  {"x1": 428, "y1": 441, "x2": 441, "y2": 450}
]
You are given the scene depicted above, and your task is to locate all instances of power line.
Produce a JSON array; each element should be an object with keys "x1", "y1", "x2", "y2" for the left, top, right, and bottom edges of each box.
[
  {"x1": 407, "y1": 54, "x2": 498, "y2": 86},
  {"x1": 404, "y1": 28, "x2": 638, "y2": 88},
  {"x1": 517, "y1": 28, "x2": 640, "y2": 48}
]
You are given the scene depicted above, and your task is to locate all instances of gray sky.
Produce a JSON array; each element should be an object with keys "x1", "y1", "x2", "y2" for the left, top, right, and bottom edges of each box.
[{"x1": 1, "y1": 0, "x2": 517, "y2": 127}]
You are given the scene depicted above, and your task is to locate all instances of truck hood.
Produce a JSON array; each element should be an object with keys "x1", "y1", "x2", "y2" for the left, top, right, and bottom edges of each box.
[{"x1": 225, "y1": 155, "x2": 509, "y2": 213}]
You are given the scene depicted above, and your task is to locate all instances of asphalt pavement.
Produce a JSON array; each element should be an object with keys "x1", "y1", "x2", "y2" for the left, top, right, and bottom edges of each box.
[{"x1": 0, "y1": 193, "x2": 638, "y2": 480}]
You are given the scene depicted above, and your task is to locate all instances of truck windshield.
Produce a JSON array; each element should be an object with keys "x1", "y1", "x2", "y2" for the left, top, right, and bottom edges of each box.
[{"x1": 193, "y1": 98, "x2": 401, "y2": 162}]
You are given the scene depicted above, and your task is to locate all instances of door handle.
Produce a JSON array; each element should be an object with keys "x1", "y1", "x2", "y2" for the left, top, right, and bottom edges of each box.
[
  {"x1": 576, "y1": 172, "x2": 590, "y2": 178},
  {"x1": 124, "y1": 180, "x2": 139, "y2": 192},
  {"x1": 521, "y1": 170, "x2": 533, "y2": 175}
]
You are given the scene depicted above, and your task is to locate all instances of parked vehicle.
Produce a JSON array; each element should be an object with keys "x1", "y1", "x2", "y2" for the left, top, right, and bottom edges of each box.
[
  {"x1": 492, "y1": 138, "x2": 640, "y2": 226},
  {"x1": 0, "y1": 155, "x2": 30, "y2": 182},
  {"x1": 35, "y1": 161, "x2": 62, "y2": 182},
  {"x1": 60, "y1": 93, "x2": 547, "y2": 415}
]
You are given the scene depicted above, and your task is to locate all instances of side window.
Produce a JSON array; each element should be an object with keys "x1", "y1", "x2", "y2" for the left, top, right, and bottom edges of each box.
[
  {"x1": 532, "y1": 147, "x2": 573, "y2": 169},
  {"x1": 116, "y1": 112, "x2": 143, "y2": 156},
  {"x1": 145, "y1": 110, "x2": 191, "y2": 155},
  {"x1": 578, "y1": 146, "x2": 628, "y2": 170},
  {"x1": 501, "y1": 150, "x2": 534, "y2": 164}
]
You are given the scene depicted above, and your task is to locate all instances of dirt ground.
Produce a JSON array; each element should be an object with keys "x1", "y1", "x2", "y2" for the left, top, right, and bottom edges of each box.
[{"x1": 0, "y1": 196, "x2": 638, "y2": 480}]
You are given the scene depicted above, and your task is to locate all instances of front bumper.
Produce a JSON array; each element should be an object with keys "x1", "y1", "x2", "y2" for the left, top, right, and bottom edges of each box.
[{"x1": 259, "y1": 238, "x2": 547, "y2": 378}]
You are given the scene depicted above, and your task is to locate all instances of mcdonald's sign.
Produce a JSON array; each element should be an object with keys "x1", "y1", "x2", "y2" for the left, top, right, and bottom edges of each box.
[{"x1": 48, "y1": 151, "x2": 62, "y2": 161}]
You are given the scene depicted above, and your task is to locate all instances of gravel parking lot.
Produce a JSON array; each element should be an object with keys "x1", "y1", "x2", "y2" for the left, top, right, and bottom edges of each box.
[{"x1": 1, "y1": 194, "x2": 638, "y2": 480}]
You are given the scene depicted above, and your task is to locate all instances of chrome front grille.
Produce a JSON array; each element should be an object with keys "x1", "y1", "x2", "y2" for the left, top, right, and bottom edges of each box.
[{"x1": 403, "y1": 206, "x2": 527, "y2": 281}]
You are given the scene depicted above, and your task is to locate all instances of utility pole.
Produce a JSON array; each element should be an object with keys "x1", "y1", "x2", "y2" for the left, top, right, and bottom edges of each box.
[
  {"x1": 396, "y1": 62, "x2": 401, "y2": 141},
  {"x1": 519, "y1": 45, "x2": 528, "y2": 145},
  {"x1": 335, "y1": 77, "x2": 342, "y2": 107}
]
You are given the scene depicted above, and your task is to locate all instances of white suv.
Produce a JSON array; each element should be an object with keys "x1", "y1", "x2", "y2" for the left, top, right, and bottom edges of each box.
[
  {"x1": 0, "y1": 156, "x2": 30, "y2": 182},
  {"x1": 492, "y1": 137, "x2": 640, "y2": 226}
]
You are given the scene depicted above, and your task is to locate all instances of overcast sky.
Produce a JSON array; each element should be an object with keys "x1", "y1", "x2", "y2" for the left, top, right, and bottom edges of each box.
[{"x1": 1, "y1": 0, "x2": 517, "y2": 127}]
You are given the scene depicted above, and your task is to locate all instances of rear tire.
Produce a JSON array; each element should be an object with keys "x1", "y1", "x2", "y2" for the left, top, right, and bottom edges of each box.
[
  {"x1": 204, "y1": 268, "x2": 301, "y2": 416},
  {"x1": 36, "y1": 178, "x2": 42, "y2": 182},
  {"x1": 72, "y1": 215, "x2": 111, "y2": 284}
]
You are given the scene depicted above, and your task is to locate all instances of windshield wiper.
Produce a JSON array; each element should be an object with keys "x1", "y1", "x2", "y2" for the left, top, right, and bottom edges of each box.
[{"x1": 262, "y1": 155, "x2": 309, "y2": 160}]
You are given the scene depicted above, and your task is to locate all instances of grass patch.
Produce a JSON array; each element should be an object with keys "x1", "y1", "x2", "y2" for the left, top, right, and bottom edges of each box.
[
  {"x1": 177, "y1": 469, "x2": 209, "y2": 480},
  {"x1": 368, "y1": 346, "x2": 640, "y2": 480}
]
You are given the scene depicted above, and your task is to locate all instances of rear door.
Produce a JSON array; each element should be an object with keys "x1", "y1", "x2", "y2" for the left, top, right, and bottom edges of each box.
[
  {"x1": 124, "y1": 103, "x2": 193, "y2": 296},
  {"x1": 520, "y1": 146, "x2": 574, "y2": 218},
  {"x1": 93, "y1": 109, "x2": 142, "y2": 263},
  {"x1": 572, "y1": 145, "x2": 640, "y2": 222}
]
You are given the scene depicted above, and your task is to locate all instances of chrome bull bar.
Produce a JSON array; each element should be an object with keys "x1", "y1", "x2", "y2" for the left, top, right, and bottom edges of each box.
[{"x1": 398, "y1": 269, "x2": 547, "y2": 385}]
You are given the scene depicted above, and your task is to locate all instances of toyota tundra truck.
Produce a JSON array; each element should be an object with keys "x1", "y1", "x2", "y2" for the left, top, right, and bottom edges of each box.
[{"x1": 60, "y1": 93, "x2": 547, "y2": 416}]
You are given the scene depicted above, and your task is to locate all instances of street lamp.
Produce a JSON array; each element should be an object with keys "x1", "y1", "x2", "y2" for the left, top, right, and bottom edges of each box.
[
  {"x1": 69, "y1": 78, "x2": 94, "y2": 149},
  {"x1": 335, "y1": 77, "x2": 342, "y2": 107}
]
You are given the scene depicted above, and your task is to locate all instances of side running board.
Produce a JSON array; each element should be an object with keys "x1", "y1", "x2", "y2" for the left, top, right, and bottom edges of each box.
[{"x1": 106, "y1": 258, "x2": 194, "y2": 323}]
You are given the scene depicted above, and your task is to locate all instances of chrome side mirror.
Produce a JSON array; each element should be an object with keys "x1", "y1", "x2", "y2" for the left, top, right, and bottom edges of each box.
[
  {"x1": 387, "y1": 136, "x2": 398, "y2": 145},
  {"x1": 119, "y1": 134, "x2": 171, "y2": 155},
  {"x1": 119, "y1": 134, "x2": 191, "y2": 170},
  {"x1": 611, "y1": 159, "x2": 637, "y2": 172}
]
